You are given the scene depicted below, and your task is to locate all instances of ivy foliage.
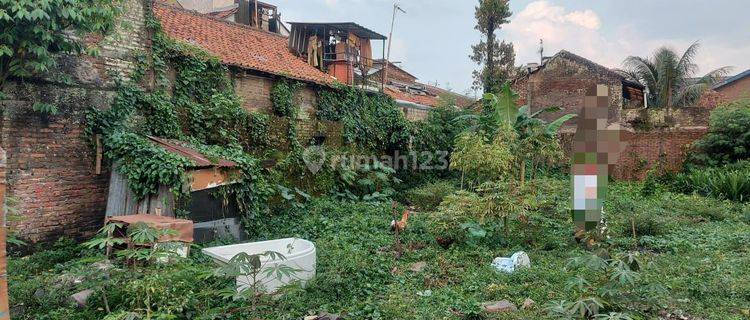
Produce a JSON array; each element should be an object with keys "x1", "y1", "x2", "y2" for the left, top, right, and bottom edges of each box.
[
  {"x1": 317, "y1": 84, "x2": 410, "y2": 152},
  {"x1": 0, "y1": 0, "x2": 121, "y2": 91},
  {"x1": 86, "y1": 17, "x2": 273, "y2": 216},
  {"x1": 270, "y1": 79, "x2": 304, "y2": 153}
]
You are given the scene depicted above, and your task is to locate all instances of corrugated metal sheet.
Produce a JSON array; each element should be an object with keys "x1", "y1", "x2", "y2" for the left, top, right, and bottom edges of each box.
[{"x1": 147, "y1": 136, "x2": 237, "y2": 168}]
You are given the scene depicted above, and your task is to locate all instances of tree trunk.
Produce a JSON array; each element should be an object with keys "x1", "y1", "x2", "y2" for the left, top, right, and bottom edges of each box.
[
  {"x1": 484, "y1": 19, "x2": 496, "y2": 93},
  {"x1": 0, "y1": 147, "x2": 9, "y2": 320},
  {"x1": 519, "y1": 160, "x2": 526, "y2": 188}
]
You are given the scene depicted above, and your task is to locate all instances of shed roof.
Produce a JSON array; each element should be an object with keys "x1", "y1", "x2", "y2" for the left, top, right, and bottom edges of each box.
[
  {"x1": 153, "y1": 4, "x2": 337, "y2": 85},
  {"x1": 287, "y1": 22, "x2": 387, "y2": 40},
  {"x1": 714, "y1": 69, "x2": 750, "y2": 90},
  {"x1": 148, "y1": 136, "x2": 237, "y2": 169}
]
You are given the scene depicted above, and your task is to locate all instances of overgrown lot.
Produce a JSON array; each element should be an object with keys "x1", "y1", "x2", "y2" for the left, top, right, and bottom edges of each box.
[{"x1": 9, "y1": 178, "x2": 750, "y2": 319}]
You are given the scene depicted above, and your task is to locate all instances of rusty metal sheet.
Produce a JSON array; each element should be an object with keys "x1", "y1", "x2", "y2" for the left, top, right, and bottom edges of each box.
[
  {"x1": 147, "y1": 136, "x2": 237, "y2": 168},
  {"x1": 190, "y1": 168, "x2": 242, "y2": 191}
]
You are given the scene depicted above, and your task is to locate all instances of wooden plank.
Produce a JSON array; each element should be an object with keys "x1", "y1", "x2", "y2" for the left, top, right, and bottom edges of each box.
[
  {"x1": 0, "y1": 147, "x2": 9, "y2": 320},
  {"x1": 95, "y1": 135, "x2": 102, "y2": 175}
]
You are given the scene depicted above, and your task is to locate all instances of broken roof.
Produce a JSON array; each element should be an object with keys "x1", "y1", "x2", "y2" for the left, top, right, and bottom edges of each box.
[
  {"x1": 153, "y1": 4, "x2": 337, "y2": 85},
  {"x1": 287, "y1": 22, "x2": 387, "y2": 40},
  {"x1": 148, "y1": 136, "x2": 237, "y2": 169}
]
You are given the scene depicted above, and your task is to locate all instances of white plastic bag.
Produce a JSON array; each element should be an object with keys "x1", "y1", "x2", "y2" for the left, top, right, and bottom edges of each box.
[{"x1": 492, "y1": 251, "x2": 530, "y2": 273}]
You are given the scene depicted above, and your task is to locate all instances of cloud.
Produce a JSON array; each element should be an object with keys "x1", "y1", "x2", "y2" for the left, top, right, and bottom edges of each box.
[{"x1": 505, "y1": 1, "x2": 620, "y2": 68}]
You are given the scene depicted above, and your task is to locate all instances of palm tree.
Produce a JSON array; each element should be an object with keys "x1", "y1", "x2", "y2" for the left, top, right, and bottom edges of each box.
[{"x1": 621, "y1": 41, "x2": 731, "y2": 109}]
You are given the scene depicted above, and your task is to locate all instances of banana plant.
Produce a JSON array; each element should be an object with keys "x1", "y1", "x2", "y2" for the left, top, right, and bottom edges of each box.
[{"x1": 454, "y1": 82, "x2": 576, "y2": 139}]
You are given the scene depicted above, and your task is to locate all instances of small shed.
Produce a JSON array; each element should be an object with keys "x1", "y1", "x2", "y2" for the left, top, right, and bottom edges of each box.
[{"x1": 105, "y1": 136, "x2": 241, "y2": 217}]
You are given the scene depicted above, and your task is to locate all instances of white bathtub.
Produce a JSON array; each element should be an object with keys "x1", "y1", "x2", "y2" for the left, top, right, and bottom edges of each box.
[{"x1": 202, "y1": 238, "x2": 316, "y2": 293}]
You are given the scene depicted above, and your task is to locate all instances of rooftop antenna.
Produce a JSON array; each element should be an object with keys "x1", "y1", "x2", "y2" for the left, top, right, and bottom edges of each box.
[
  {"x1": 383, "y1": 3, "x2": 406, "y2": 89},
  {"x1": 538, "y1": 39, "x2": 544, "y2": 64}
]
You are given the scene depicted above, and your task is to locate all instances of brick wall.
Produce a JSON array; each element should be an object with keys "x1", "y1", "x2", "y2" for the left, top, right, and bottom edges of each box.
[
  {"x1": 513, "y1": 57, "x2": 624, "y2": 128},
  {"x1": 715, "y1": 76, "x2": 750, "y2": 102},
  {"x1": 613, "y1": 129, "x2": 707, "y2": 180},
  {"x1": 232, "y1": 71, "x2": 318, "y2": 117},
  {"x1": 0, "y1": 0, "x2": 150, "y2": 243}
]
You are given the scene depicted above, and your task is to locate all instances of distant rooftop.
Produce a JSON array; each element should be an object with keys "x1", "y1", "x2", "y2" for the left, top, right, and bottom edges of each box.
[{"x1": 287, "y1": 22, "x2": 387, "y2": 40}]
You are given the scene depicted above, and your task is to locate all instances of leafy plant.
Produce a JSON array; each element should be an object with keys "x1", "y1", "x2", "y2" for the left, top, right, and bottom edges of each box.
[
  {"x1": 317, "y1": 84, "x2": 410, "y2": 153},
  {"x1": 0, "y1": 0, "x2": 121, "y2": 92},
  {"x1": 687, "y1": 99, "x2": 750, "y2": 167},
  {"x1": 672, "y1": 162, "x2": 750, "y2": 202},
  {"x1": 214, "y1": 251, "x2": 301, "y2": 311},
  {"x1": 545, "y1": 251, "x2": 650, "y2": 319},
  {"x1": 332, "y1": 158, "x2": 401, "y2": 202},
  {"x1": 404, "y1": 181, "x2": 456, "y2": 210}
]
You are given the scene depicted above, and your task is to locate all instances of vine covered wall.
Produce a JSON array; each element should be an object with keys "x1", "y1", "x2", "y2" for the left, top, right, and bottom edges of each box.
[{"x1": 0, "y1": 0, "x2": 151, "y2": 243}]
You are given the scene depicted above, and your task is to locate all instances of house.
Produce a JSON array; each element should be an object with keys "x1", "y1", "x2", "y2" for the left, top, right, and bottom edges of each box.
[
  {"x1": 154, "y1": 3, "x2": 336, "y2": 117},
  {"x1": 713, "y1": 69, "x2": 750, "y2": 101},
  {"x1": 512, "y1": 50, "x2": 645, "y2": 130},
  {"x1": 288, "y1": 22, "x2": 387, "y2": 87},
  {"x1": 162, "y1": 0, "x2": 290, "y2": 35},
  {"x1": 511, "y1": 50, "x2": 720, "y2": 180},
  {"x1": 364, "y1": 60, "x2": 475, "y2": 120}
]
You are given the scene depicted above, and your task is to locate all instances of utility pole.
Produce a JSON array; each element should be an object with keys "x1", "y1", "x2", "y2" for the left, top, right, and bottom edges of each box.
[{"x1": 383, "y1": 3, "x2": 406, "y2": 89}]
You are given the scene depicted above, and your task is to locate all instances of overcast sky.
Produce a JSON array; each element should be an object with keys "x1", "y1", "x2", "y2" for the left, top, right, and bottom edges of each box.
[{"x1": 276, "y1": 0, "x2": 750, "y2": 96}]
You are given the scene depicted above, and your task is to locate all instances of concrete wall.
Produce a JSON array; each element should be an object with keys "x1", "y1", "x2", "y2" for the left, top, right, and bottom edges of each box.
[{"x1": 0, "y1": 0, "x2": 151, "y2": 242}]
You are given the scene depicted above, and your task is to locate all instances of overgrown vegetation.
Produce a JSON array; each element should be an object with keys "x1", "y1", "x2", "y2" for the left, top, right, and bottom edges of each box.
[
  {"x1": 688, "y1": 99, "x2": 750, "y2": 167},
  {"x1": 10, "y1": 180, "x2": 750, "y2": 319},
  {"x1": 0, "y1": 0, "x2": 121, "y2": 95}
]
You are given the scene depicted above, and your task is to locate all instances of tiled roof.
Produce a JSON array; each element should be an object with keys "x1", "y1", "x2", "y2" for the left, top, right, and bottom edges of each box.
[
  {"x1": 423, "y1": 84, "x2": 476, "y2": 108},
  {"x1": 385, "y1": 87, "x2": 440, "y2": 108},
  {"x1": 153, "y1": 4, "x2": 337, "y2": 86}
]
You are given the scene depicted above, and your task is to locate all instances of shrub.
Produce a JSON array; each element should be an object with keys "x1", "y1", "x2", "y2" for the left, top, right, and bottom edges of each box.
[
  {"x1": 688, "y1": 99, "x2": 750, "y2": 167},
  {"x1": 672, "y1": 163, "x2": 750, "y2": 202},
  {"x1": 405, "y1": 181, "x2": 456, "y2": 211}
]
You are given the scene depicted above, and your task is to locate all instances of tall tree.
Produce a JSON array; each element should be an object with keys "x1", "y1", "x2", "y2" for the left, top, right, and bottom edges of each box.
[
  {"x1": 470, "y1": 0, "x2": 514, "y2": 94},
  {"x1": 621, "y1": 42, "x2": 730, "y2": 109}
]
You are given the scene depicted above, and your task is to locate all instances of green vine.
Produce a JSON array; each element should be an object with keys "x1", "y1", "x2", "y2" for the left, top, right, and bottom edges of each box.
[
  {"x1": 86, "y1": 13, "x2": 272, "y2": 217},
  {"x1": 271, "y1": 79, "x2": 304, "y2": 153},
  {"x1": 317, "y1": 84, "x2": 410, "y2": 152}
]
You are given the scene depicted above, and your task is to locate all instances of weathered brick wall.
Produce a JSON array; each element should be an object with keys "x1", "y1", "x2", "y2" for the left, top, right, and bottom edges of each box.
[
  {"x1": 621, "y1": 107, "x2": 712, "y2": 129},
  {"x1": 0, "y1": 0, "x2": 150, "y2": 243},
  {"x1": 715, "y1": 76, "x2": 750, "y2": 102},
  {"x1": 232, "y1": 71, "x2": 317, "y2": 116},
  {"x1": 513, "y1": 58, "x2": 624, "y2": 129},
  {"x1": 613, "y1": 129, "x2": 707, "y2": 180},
  {"x1": 403, "y1": 106, "x2": 429, "y2": 121},
  {"x1": 231, "y1": 71, "x2": 345, "y2": 149},
  {"x1": 559, "y1": 128, "x2": 708, "y2": 181}
]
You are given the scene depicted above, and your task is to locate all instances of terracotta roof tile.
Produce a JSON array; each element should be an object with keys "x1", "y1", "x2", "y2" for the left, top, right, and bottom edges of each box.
[
  {"x1": 153, "y1": 4, "x2": 337, "y2": 86},
  {"x1": 385, "y1": 87, "x2": 439, "y2": 107}
]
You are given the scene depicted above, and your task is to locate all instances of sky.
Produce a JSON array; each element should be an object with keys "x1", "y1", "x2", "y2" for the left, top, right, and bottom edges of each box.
[{"x1": 276, "y1": 0, "x2": 750, "y2": 96}]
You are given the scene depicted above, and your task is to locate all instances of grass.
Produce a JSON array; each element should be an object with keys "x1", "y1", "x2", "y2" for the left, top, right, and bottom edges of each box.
[{"x1": 8, "y1": 178, "x2": 750, "y2": 319}]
